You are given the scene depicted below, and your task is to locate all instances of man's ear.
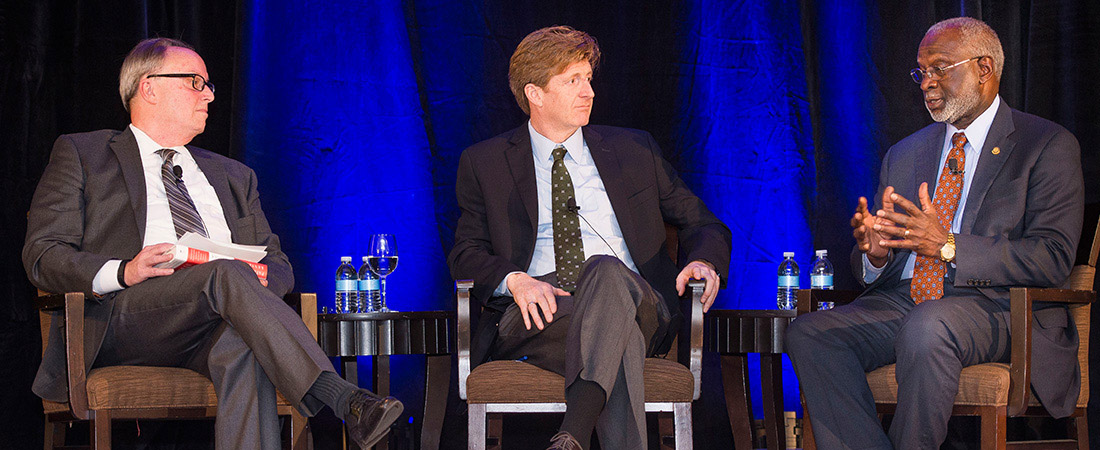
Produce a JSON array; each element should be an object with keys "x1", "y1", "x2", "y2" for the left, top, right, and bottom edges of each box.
[
  {"x1": 524, "y1": 83, "x2": 543, "y2": 109},
  {"x1": 976, "y1": 56, "x2": 995, "y2": 84},
  {"x1": 138, "y1": 79, "x2": 158, "y2": 105}
]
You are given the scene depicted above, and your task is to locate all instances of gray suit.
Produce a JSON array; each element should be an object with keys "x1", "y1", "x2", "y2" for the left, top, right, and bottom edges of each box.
[
  {"x1": 786, "y1": 103, "x2": 1083, "y2": 449},
  {"x1": 24, "y1": 128, "x2": 333, "y2": 449}
]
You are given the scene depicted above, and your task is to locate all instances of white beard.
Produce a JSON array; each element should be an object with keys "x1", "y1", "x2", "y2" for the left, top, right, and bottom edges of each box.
[{"x1": 927, "y1": 84, "x2": 981, "y2": 124}]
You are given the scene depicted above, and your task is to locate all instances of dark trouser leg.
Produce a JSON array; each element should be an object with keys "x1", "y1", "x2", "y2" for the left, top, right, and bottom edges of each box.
[
  {"x1": 888, "y1": 288, "x2": 1010, "y2": 450},
  {"x1": 95, "y1": 260, "x2": 339, "y2": 448},
  {"x1": 784, "y1": 280, "x2": 912, "y2": 450},
  {"x1": 202, "y1": 323, "x2": 282, "y2": 450},
  {"x1": 491, "y1": 256, "x2": 668, "y2": 450}
]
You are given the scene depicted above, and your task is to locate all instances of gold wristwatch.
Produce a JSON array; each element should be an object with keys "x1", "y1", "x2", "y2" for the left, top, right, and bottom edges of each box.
[{"x1": 939, "y1": 232, "x2": 956, "y2": 263}]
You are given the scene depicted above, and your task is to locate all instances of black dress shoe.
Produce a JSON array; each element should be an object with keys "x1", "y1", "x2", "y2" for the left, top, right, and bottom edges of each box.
[
  {"x1": 345, "y1": 391, "x2": 404, "y2": 448},
  {"x1": 547, "y1": 431, "x2": 583, "y2": 450}
]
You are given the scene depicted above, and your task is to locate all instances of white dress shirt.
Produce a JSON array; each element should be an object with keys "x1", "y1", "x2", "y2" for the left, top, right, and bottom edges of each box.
[
  {"x1": 863, "y1": 95, "x2": 1001, "y2": 283},
  {"x1": 494, "y1": 123, "x2": 638, "y2": 296},
  {"x1": 91, "y1": 124, "x2": 233, "y2": 294}
]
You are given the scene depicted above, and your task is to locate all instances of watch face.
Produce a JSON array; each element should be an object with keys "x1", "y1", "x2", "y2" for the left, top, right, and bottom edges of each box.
[{"x1": 941, "y1": 244, "x2": 955, "y2": 261}]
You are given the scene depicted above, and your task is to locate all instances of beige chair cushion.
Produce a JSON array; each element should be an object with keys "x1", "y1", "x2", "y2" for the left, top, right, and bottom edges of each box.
[
  {"x1": 64, "y1": 365, "x2": 292, "y2": 411},
  {"x1": 467, "y1": 358, "x2": 694, "y2": 404},
  {"x1": 867, "y1": 363, "x2": 1012, "y2": 407}
]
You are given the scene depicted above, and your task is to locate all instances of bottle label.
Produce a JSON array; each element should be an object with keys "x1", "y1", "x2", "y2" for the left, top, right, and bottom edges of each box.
[
  {"x1": 778, "y1": 275, "x2": 799, "y2": 288},
  {"x1": 358, "y1": 279, "x2": 380, "y2": 290},
  {"x1": 811, "y1": 275, "x2": 833, "y2": 288},
  {"x1": 336, "y1": 280, "x2": 356, "y2": 291}
]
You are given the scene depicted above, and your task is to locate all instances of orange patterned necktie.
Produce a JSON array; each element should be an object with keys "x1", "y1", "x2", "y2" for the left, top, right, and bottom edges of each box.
[{"x1": 910, "y1": 132, "x2": 967, "y2": 304}]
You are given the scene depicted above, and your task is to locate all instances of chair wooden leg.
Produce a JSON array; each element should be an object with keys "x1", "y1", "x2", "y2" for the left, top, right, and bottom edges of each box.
[
  {"x1": 91, "y1": 410, "x2": 111, "y2": 450},
  {"x1": 43, "y1": 418, "x2": 65, "y2": 450},
  {"x1": 673, "y1": 403, "x2": 693, "y2": 450},
  {"x1": 800, "y1": 396, "x2": 816, "y2": 450},
  {"x1": 721, "y1": 354, "x2": 755, "y2": 450},
  {"x1": 468, "y1": 403, "x2": 487, "y2": 450},
  {"x1": 979, "y1": 406, "x2": 1006, "y2": 450},
  {"x1": 658, "y1": 412, "x2": 674, "y2": 450},
  {"x1": 290, "y1": 408, "x2": 311, "y2": 450},
  {"x1": 1075, "y1": 413, "x2": 1088, "y2": 449},
  {"x1": 486, "y1": 413, "x2": 502, "y2": 450}
]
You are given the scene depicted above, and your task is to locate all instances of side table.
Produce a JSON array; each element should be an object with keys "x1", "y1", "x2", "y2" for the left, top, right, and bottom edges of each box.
[
  {"x1": 317, "y1": 311, "x2": 455, "y2": 450},
  {"x1": 705, "y1": 309, "x2": 795, "y2": 450}
]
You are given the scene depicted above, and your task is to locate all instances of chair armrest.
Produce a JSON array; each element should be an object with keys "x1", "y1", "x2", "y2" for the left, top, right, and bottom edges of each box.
[
  {"x1": 688, "y1": 280, "x2": 705, "y2": 400},
  {"x1": 795, "y1": 289, "x2": 860, "y2": 316},
  {"x1": 1007, "y1": 286, "x2": 1095, "y2": 416},
  {"x1": 40, "y1": 292, "x2": 90, "y2": 420},
  {"x1": 456, "y1": 280, "x2": 474, "y2": 400},
  {"x1": 284, "y1": 293, "x2": 319, "y2": 339}
]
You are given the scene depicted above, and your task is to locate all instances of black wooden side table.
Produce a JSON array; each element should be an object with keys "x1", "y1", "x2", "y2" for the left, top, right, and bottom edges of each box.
[{"x1": 317, "y1": 311, "x2": 454, "y2": 450}]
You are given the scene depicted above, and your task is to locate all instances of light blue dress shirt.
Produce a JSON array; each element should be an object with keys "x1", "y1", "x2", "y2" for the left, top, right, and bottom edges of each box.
[
  {"x1": 863, "y1": 95, "x2": 1001, "y2": 283},
  {"x1": 494, "y1": 123, "x2": 638, "y2": 296}
]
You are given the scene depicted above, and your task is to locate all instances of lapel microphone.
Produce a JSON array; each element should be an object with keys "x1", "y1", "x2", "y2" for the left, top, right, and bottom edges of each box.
[
  {"x1": 565, "y1": 197, "x2": 620, "y2": 259},
  {"x1": 172, "y1": 165, "x2": 184, "y2": 182},
  {"x1": 948, "y1": 158, "x2": 963, "y2": 175}
]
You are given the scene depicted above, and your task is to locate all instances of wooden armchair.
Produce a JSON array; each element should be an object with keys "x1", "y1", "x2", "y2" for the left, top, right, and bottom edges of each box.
[
  {"x1": 797, "y1": 216, "x2": 1100, "y2": 450},
  {"x1": 456, "y1": 279, "x2": 705, "y2": 450},
  {"x1": 38, "y1": 292, "x2": 317, "y2": 450}
]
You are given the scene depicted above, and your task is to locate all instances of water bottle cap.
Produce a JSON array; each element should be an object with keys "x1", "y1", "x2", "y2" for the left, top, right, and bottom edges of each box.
[
  {"x1": 816, "y1": 249, "x2": 827, "y2": 257},
  {"x1": 340, "y1": 256, "x2": 352, "y2": 262},
  {"x1": 783, "y1": 252, "x2": 795, "y2": 257}
]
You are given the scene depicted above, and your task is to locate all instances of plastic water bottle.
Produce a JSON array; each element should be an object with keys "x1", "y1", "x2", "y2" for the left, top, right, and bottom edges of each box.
[
  {"x1": 358, "y1": 256, "x2": 382, "y2": 312},
  {"x1": 335, "y1": 256, "x2": 358, "y2": 313},
  {"x1": 777, "y1": 252, "x2": 799, "y2": 310},
  {"x1": 811, "y1": 249, "x2": 835, "y2": 310}
]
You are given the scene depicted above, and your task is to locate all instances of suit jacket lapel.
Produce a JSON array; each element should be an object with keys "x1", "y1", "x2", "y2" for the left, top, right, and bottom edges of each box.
[
  {"x1": 961, "y1": 103, "x2": 1016, "y2": 233},
  {"x1": 189, "y1": 147, "x2": 237, "y2": 234},
  {"x1": 109, "y1": 128, "x2": 148, "y2": 239},
  {"x1": 917, "y1": 126, "x2": 946, "y2": 198},
  {"x1": 505, "y1": 127, "x2": 539, "y2": 239},
  {"x1": 583, "y1": 127, "x2": 634, "y2": 243}
]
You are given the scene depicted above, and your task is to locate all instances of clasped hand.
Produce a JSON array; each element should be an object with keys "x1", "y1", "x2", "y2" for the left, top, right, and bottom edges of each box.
[{"x1": 852, "y1": 183, "x2": 949, "y2": 264}]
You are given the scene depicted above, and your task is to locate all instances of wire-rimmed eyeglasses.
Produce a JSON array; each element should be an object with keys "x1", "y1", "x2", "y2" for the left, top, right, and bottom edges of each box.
[
  {"x1": 146, "y1": 73, "x2": 215, "y2": 94},
  {"x1": 910, "y1": 56, "x2": 983, "y2": 83}
]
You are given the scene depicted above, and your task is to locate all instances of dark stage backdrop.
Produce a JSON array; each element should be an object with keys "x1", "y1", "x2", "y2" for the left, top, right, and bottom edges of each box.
[{"x1": 2, "y1": 1, "x2": 1098, "y2": 449}]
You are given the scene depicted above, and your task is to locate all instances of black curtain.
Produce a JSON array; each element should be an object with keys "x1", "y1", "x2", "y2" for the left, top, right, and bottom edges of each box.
[{"x1": 2, "y1": 1, "x2": 1098, "y2": 449}]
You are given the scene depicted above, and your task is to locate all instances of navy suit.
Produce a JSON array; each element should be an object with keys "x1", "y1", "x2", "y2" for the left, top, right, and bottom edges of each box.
[{"x1": 787, "y1": 103, "x2": 1083, "y2": 449}]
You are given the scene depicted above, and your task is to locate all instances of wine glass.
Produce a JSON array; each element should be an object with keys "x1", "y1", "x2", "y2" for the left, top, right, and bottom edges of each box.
[{"x1": 367, "y1": 234, "x2": 398, "y2": 312}]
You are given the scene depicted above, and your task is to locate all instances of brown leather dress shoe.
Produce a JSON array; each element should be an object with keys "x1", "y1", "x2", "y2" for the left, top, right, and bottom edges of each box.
[
  {"x1": 345, "y1": 391, "x2": 404, "y2": 448},
  {"x1": 547, "y1": 431, "x2": 583, "y2": 450}
]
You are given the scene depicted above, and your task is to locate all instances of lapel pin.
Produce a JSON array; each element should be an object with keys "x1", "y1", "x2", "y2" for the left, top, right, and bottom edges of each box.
[{"x1": 991, "y1": 147, "x2": 1001, "y2": 155}]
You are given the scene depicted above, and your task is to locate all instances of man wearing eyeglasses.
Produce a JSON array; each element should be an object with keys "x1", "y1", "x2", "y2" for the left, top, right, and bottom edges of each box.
[
  {"x1": 786, "y1": 17, "x2": 1083, "y2": 449},
  {"x1": 25, "y1": 38, "x2": 403, "y2": 449}
]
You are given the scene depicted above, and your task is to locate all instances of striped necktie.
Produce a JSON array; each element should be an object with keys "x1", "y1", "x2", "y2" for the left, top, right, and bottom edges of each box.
[
  {"x1": 156, "y1": 149, "x2": 209, "y2": 239},
  {"x1": 911, "y1": 132, "x2": 967, "y2": 303}
]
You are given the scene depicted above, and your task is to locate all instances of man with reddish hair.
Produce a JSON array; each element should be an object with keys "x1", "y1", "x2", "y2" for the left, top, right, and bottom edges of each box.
[{"x1": 450, "y1": 26, "x2": 731, "y2": 449}]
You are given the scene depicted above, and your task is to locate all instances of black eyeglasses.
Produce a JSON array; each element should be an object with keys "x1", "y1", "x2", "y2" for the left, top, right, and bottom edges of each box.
[
  {"x1": 146, "y1": 73, "x2": 215, "y2": 94},
  {"x1": 910, "y1": 56, "x2": 983, "y2": 83}
]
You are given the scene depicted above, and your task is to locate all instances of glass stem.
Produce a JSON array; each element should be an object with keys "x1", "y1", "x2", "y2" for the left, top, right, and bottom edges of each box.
[{"x1": 379, "y1": 276, "x2": 387, "y2": 311}]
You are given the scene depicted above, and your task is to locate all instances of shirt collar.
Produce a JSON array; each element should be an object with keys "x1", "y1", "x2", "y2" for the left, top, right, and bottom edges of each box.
[
  {"x1": 129, "y1": 124, "x2": 189, "y2": 159},
  {"x1": 945, "y1": 95, "x2": 1001, "y2": 153},
  {"x1": 527, "y1": 121, "x2": 589, "y2": 165}
]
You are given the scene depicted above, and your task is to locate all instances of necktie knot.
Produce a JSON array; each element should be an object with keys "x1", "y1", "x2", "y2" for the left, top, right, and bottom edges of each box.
[
  {"x1": 951, "y1": 132, "x2": 967, "y2": 150},
  {"x1": 157, "y1": 148, "x2": 178, "y2": 163},
  {"x1": 552, "y1": 145, "x2": 568, "y2": 162}
]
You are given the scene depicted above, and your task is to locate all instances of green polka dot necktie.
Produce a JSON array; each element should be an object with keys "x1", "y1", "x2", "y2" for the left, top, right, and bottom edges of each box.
[{"x1": 551, "y1": 145, "x2": 583, "y2": 292}]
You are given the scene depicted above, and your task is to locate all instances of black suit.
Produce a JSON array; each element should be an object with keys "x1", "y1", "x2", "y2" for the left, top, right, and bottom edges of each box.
[
  {"x1": 25, "y1": 128, "x2": 332, "y2": 449},
  {"x1": 787, "y1": 103, "x2": 1084, "y2": 449},
  {"x1": 449, "y1": 124, "x2": 731, "y2": 447}
]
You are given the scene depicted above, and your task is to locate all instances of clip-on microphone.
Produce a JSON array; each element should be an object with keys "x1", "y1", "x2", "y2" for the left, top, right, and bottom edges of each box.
[
  {"x1": 172, "y1": 165, "x2": 185, "y2": 182},
  {"x1": 948, "y1": 158, "x2": 963, "y2": 175},
  {"x1": 566, "y1": 198, "x2": 619, "y2": 259}
]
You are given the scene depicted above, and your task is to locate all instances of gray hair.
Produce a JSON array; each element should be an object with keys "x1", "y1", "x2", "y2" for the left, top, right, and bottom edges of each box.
[
  {"x1": 118, "y1": 38, "x2": 195, "y2": 112},
  {"x1": 926, "y1": 17, "x2": 1004, "y2": 79}
]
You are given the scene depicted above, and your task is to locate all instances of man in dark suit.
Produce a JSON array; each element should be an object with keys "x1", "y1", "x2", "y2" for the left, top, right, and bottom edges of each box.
[
  {"x1": 448, "y1": 26, "x2": 732, "y2": 450},
  {"x1": 24, "y1": 38, "x2": 402, "y2": 449},
  {"x1": 786, "y1": 17, "x2": 1084, "y2": 449}
]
